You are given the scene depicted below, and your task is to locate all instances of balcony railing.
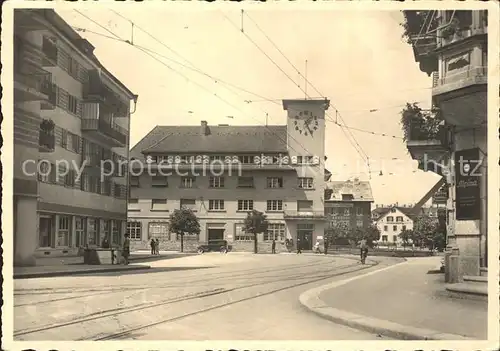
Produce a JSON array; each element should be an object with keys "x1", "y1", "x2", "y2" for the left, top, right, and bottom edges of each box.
[
  {"x1": 407, "y1": 118, "x2": 448, "y2": 143},
  {"x1": 22, "y1": 40, "x2": 45, "y2": 69},
  {"x1": 284, "y1": 210, "x2": 326, "y2": 219},
  {"x1": 81, "y1": 118, "x2": 127, "y2": 145},
  {"x1": 432, "y1": 66, "x2": 487, "y2": 89}
]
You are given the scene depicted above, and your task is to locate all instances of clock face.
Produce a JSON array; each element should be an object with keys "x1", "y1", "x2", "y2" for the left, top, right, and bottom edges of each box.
[{"x1": 293, "y1": 110, "x2": 319, "y2": 137}]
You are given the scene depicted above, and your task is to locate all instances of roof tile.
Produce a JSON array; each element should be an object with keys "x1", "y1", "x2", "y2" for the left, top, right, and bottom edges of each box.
[
  {"x1": 325, "y1": 180, "x2": 374, "y2": 202},
  {"x1": 130, "y1": 125, "x2": 288, "y2": 158}
]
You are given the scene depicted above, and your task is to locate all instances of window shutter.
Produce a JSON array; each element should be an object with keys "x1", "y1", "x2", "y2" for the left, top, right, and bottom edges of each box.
[{"x1": 61, "y1": 129, "x2": 68, "y2": 148}]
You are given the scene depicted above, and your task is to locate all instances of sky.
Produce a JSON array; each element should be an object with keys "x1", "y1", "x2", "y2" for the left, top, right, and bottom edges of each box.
[{"x1": 57, "y1": 7, "x2": 442, "y2": 207}]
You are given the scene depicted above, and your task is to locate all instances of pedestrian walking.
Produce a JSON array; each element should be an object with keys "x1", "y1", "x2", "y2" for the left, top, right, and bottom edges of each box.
[
  {"x1": 122, "y1": 234, "x2": 131, "y2": 265},
  {"x1": 324, "y1": 238, "x2": 329, "y2": 255},
  {"x1": 150, "y1": 238, "x2": 155, "y2": 255},
  {"x1": 314, "y1": 240, "x2": 321, "y2": 253},
  {"x1": 155, "y1": 238, "x2": 160, "y2": 255},
  {"x1": 296, "y1": 238, "x2": 302, "y2": 254},
  {"x1": 271, "y1": 239, "x2": 276, "y2": 254}
]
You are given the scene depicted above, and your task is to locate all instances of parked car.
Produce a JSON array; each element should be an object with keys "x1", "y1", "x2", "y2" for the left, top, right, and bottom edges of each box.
[{"x1": 197, "y1": 240, "x2": 232, "y2": 254}]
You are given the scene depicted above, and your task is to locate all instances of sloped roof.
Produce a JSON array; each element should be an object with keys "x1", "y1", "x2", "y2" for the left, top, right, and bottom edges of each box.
[
  {"x1": 371, "y1": 206, "x2": 416, "y2": 220},
  {"x1": 325, "y1": 180, "x2": 374, "y2": 202},
  {"x1": 130, "y1": 125, "x2": 289, "y2": 158}
]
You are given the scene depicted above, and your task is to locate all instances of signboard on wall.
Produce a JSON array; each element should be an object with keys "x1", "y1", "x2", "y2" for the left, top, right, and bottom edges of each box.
[
  {"x1": 454, "y1": 148, "x2": 481, "y2": 220},
  {"x1": 432, "y1": 184, "x2": 449, "y2": 205}
]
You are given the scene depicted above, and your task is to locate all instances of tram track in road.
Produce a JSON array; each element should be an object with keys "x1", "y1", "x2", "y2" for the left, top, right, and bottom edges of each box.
[
  {"x1": 91, "y1": 260, "x2": 379, "y2": 341},
  {"x1": 14, "y1": 257, "x2": 378, "y2": 340},
  {"x1": 14, "y1": 256, "x2": 340, "y2": 307}
]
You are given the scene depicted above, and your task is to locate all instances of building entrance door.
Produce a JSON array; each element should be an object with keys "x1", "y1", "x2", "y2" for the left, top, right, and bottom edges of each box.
[
  {"x1": 297, "y1": 231, "x2": 313, "y2": 250},
  {"x1": 208, "y1": 228, "x2": 224, "y2": 241}
]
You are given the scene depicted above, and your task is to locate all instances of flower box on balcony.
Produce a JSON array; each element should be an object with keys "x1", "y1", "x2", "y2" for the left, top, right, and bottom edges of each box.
[{"x1": 39, "y1": 119, "x2": 55, "y2": 152}]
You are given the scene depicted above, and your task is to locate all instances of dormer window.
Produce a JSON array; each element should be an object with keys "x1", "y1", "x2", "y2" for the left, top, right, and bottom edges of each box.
[{"x1": 342, "y1": 194, "x2": 354, "y2": 201}]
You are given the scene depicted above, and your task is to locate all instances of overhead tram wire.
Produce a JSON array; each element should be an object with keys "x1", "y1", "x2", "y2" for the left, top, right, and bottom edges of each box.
[
  {"x1": 107, "y1": 11, "x2": 367, "y2": 173},
  {"x1": 233, "y1": 10, "x2": 369, "y2": 163},
  {"x1": 73, "y1": 24, "x2": 409, "y2": 142},
  {"x1": 220, "y1": 10, "x2": 369, "y2": 166},
  {"x1": 76, "y1": 11, "x2": 331, "y2": 174},
  {"x1": 235, "y1": 10, "x2": 370, "y2": 164}
]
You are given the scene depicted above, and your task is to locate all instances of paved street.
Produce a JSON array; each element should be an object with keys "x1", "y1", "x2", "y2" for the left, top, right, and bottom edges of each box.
[
  {"x1": 14, "y1": 253, "x2": 400, "y2": 340},
  {"x1": 319, "y1": 256, "x2": 488, "y2": 339}
]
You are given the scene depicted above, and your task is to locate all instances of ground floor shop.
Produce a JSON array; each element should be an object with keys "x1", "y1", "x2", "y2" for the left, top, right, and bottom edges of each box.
[
  {"x1": 127, "y1": 217, "x2": 326, "y2": 253},
  {"x1": 13, "y1": 196, "x2": 127, "y2": 266}
]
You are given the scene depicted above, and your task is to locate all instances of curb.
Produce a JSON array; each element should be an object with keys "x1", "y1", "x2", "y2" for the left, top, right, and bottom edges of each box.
[
  {"x1": 13, "y1": 265, "x2": 151, "y2": 279},
  {"x1": 299, "y1": 261, "x2": 474, "y2": 340}
]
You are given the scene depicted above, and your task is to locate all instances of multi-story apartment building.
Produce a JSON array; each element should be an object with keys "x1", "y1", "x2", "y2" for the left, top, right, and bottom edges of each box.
[
  {"x1": 372, "y1": 206, "x2": 414, "y2": 244},
  {"x1": 128, "y1": 99, "x2": 330, "y2": 252},
  {"x1": 404, "y1": 10, "x2": 489, "y2": 281},
  {"x1": 13, "y1": 9, "x2": 137, "y2": 266},
  {"x1": 324, "y1": 179, "x2": 374, "y2": 242}
]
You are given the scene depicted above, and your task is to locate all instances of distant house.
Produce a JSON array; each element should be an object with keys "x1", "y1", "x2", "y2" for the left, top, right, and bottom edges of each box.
[
  {"x1": 324, "y1": 179, "x2": 374, "y2": 243},
  {"x1": 371, "y1": 205, "x2": 415, "y2": 244}
]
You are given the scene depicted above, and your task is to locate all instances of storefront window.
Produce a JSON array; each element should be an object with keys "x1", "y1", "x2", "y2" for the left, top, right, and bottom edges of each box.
[
  {"x1": 87, "y1": 218, "x2": 98, "y2": 245},
  {"x1": 57, "y1": 216, "x2": 71, "y2": 247},
  {"x1": 75, "y1": 217, "x2": 86, "y2": 247}
]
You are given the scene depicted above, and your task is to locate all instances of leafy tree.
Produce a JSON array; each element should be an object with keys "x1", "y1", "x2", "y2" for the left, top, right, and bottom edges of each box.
[
  {"x1": 243, "y1": 210, "x2": 269, "y2": 254},
  {"x1": 325, "y1": 221, "x2": 350, "y2": 245},
  {"x1": 365, "y1": 224, "x2": 381, "y2": 247},
  {"x1": 398, "y1": 228, "x2": 413, "y2": 248},
  {"x1": 400, "y1": 11, "x2": 437, "y2": 44},
  {"x1": 347, "y1": 228, "x2": 365, "y2": 247},
  {"x1": 169, "y1": 208, "x2": 201, "y2": 252},
  {"x1": 413, "y1": 215, "x2": 439, "y2": 248},
  {"x1": 400, "y1": 103, "x2": 443, "y2": 142}
]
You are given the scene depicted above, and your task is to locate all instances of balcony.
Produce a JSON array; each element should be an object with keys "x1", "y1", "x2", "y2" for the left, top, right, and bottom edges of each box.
[
  {"x1": 14, "y1": 70, "x2": 52, "y2": 102},
  {"x1": 81, "y1": 118, "x2": 127, "y2": 147},
  {"x1": 83, "y1": 70, "x2": 130, "y2": 117},
  {"x1": 39, "y1": 120, "x2": 55, "y2": 153},
  {"x1": 405, "y1": 119, "x2": 450, "y2": 167},
  {"x1": 42, "y1": 37, "x2": 58, "y2": 67},
  {"x1": 432, "y1": 67, "x2": 487, "y2": 98},
  {"x1": 21, "y1": 40, "x2": 45, "y2": 70},
  {"x1": 284, "y1": 210, "x2": 326, "y2": 221},
  {"x1": 14, "y1": 10, "x2": 47, "y2": 33},
  {"x1": 431, "y1": 67, "x2": 487, "y2": 126}
]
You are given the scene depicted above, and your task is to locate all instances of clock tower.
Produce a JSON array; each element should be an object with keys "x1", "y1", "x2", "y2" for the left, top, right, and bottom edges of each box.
[{"x1": 282, "y1": 98, "x2": 330, "y2": 249}]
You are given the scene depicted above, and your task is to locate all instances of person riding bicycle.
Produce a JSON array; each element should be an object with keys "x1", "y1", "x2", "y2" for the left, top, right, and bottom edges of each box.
[{"x1": 359, "y1": 237, "x2": 368, "y2": 261}]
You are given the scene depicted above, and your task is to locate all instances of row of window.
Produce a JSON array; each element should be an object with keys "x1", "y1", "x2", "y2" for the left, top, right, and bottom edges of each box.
[
  {"x1": 380, "y1": 235, "x2": 400, "y2": 242},
  {"x1": 383, "y1": 225, "x2": 407, "y2": 232},
  {"x1": 329, "y1": 220, "x2": 365, "y2": 229},
  {"x1": 39, "y1": 215, "x2": 123, "y2": 249},
  {"x1": 126, "y1": 221, "x2": 287, "y2": 242},
  {"x1": 57, "y1": 126, "x2": 127, "y2": 174},
  {"x1": 326, "y1": 207, "x2": 365, "y2": 216},
  {"x1": 131, "y1": 176, "x2": 315, "y2": 189},
  {"x1": 384, "y1": 216, "x2": 405, "y2": 223},
  {"x1": 129, "y1": 199, "x2": 317, "y2": 212},
  {"x1": 38, "y1": 162, "x2": 127, "y2": 199},
  {"x1": 146, "y1": 154, "x2": 319, "y2": 166}
]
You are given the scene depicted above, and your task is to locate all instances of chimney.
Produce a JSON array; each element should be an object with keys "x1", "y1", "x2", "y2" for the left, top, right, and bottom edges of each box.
[{"x1": 200, "y1": 120, "x2": 208, "y2": 135}]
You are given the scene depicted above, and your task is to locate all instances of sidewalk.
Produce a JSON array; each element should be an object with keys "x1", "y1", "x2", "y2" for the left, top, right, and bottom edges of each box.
[
  {"x1": 14, "y1": 263, "x2": 151, "y2": 279},
  {"x1": 300, "y1": 257, "x2": 488, "y2": 340}
]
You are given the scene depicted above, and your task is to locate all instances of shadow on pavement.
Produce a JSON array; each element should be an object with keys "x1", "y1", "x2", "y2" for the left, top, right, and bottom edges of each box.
[{"x1": 77, "y1": 266, "x2": 214, "y2": 277}]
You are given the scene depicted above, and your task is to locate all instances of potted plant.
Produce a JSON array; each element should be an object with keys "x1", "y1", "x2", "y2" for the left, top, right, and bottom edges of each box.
[
  {"x1": 40, "y1": 118, "x2": 55, "y2": 131},
  {"x1": 441, "y1": 17, "x2": 461, "y2": 39}
]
